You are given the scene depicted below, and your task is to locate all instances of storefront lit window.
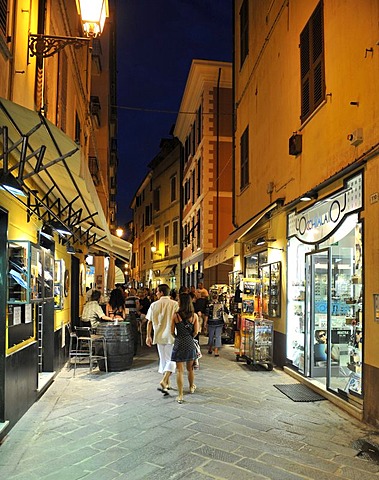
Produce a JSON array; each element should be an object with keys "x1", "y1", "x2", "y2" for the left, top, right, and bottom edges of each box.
[{"x1": 245, "y1": 251, "x2": 267, "y2": 278}]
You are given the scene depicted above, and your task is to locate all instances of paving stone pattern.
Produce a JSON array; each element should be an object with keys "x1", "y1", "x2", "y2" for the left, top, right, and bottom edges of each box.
[{"x1": 0, "y1": 339, "x2": 378, "y2": 480}]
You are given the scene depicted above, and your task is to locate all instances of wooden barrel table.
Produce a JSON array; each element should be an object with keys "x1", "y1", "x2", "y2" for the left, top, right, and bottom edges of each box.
[{"x1": 96, "y1": 321, "x2": 135, "y2": 371}]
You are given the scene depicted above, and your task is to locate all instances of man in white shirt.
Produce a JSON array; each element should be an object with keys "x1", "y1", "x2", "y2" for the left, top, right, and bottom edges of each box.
[{"x1": 145, "y1": 283, "x2": 178, "y2": 394}]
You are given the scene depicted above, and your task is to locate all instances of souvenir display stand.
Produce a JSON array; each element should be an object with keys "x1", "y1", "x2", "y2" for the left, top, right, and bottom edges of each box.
[
  {"x1": 233, "y1": 278, "x2": 274, "y2": 369},
  {"x1": 236, "y1": 316, "x2": 274, "y2": 370}
]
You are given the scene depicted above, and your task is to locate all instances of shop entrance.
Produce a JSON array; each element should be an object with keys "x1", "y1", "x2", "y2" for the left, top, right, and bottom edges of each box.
[
  {"x1": 305, "y1": 249, "x2": 331, "y2": 384},
  {"x1": 304, "y1": 238, "x2": 360, "y2": 394}
]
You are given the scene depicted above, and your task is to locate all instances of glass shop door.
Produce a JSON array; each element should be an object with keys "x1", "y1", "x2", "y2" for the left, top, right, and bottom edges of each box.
[{"x1": 305, "y1": 249, "x2": 331, "y2": 386}]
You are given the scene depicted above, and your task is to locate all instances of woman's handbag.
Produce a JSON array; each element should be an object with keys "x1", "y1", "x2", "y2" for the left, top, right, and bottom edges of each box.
[{"x1": 193, "y1": 339, "x2": 202, "y2": 359}]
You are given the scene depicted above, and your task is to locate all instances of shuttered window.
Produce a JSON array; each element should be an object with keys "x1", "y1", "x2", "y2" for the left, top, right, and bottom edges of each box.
[
  {"x1": 300, "y1": 1, "x2": 325, "y2": 122},
  {"x1": 0, "y1": 0, "x2": 7, "y2": 37},
  {"x1": 240, "y1": 0, "x2": 249, "y2": 67},
  {"x1": 240, "y1": 126, "x2": 249, "y2": 190}
]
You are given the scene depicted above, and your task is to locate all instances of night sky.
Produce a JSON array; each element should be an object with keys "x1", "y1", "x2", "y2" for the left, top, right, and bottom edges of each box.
[{"x1": 115, "y1": 0, "x2": 233, "y2": 225}]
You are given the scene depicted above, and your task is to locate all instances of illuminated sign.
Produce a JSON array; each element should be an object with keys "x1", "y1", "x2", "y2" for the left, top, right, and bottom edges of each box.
[{"x1": 288, "y1": 173, "x2": 362, "y2": 244}]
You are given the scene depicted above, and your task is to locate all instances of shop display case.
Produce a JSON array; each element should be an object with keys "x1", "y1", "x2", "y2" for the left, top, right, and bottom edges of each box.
[
  {"x1": 54, "y1": 259, "x2": 65, "y2": 309},
  {"x1": 261, "y1": 262, "x2": 281, "y2": 317},
  {"x1": 236, "y1": 316, "x2": 273, "y2": 370},
  {"x1": 8, "y1": 240, "x2": 43, "y2": 304}
]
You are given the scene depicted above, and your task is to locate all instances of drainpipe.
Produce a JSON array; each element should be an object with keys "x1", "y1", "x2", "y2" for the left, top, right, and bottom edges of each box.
[
  {"x1": 216, "y1": 67, "x2": 221, "y2": 284},
  {"x1": 232, "y1": 0, "x2": 237, "y2": 229}
]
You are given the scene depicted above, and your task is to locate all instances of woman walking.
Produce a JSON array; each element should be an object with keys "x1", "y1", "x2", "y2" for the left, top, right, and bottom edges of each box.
[{"x1": 171, "y1": 292, "x2": 200, "y2": 404}]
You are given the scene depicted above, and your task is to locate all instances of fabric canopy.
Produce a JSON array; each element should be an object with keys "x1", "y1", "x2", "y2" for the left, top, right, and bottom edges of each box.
[{"x1": 0, "y1": 97, "x2": 110, "y2": 245}]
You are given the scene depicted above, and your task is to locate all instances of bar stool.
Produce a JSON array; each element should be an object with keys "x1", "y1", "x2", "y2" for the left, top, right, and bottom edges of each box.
[{"x1": 69, "y1": 326, "x2": 108, "y2": 376}]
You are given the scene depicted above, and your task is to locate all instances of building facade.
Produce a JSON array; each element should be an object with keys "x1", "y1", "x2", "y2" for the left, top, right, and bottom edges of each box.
[
  {"x1": 174, "y1": 59, "x2": 233, "y2": 289},
  {"x1": 0, "y1": 0, "x2": 130, "y2": 439},
  {"x1": 131, "y1": 137, "x2": 182, "y2": 291},
  {"x1": 213, "y1": 0, "x2": 379, "y2": 426}
]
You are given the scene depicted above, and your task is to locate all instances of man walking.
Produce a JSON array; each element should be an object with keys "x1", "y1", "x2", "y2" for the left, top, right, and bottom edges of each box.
[{"x1": 145, "y1": 284, "x2": 178, "y2": 394}]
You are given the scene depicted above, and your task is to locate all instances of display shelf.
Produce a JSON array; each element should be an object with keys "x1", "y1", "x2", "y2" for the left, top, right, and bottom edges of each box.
[{"x1": 261, "y1": 262, "x2": 281, "y2": 318}]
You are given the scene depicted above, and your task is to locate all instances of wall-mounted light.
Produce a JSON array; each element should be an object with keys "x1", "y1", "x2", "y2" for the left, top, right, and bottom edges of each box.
[
  {"x1": 50, "y1": 219, "x2": 72, "y2": 236},
  {"x1": 66, "y1": 242, "x2": 76, "y2": 254},
  {"x1": 29, "y1": 0, "x2": 109, "y2": 60},
  {"x1": 151, "y1": 243, "x2": 162, "y2": 257},
  {"x1": 40, "y1": 224, "x2": 54, "y2": 240},
  {"x1": 256, "y1": 237, "x2": 266, "y2": 246},
  {"x1": 255, "y1": 237, "x2": 285, "y2": 252},
  {"x1": 300, "y1": 191, "x2": 318, "y2": 201},
  {"x1": 0, "y1": 169, "x2": 25, "y2": 196}
]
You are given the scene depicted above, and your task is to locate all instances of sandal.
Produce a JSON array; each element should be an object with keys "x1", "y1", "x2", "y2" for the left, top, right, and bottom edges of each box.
[
  {"x1": 176, "y1": 396, "x2": 184, "y2": 404},
  {"x1": 190, "y1": 385, "x2": 197, "y2": 394}
]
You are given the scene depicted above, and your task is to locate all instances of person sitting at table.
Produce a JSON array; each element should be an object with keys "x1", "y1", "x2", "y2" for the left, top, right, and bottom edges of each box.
[
  {"x1": 106, "y1": 288, "x2": 126, "y2": 320},
  {"x1": 81, "y1": 290, "x2": 113, "y2": 331}
]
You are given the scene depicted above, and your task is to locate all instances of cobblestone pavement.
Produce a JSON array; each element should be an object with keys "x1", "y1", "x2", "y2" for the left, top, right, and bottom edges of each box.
[{"x1": 0, "y1": 339, "x2": 378, "y2": 480}]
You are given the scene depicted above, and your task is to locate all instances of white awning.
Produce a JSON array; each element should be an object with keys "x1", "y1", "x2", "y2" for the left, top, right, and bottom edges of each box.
[
  {"x1": 0, "y1": 97, "x2": 111, "y2": 244},
  {"x1": 204, "y1": 201, "x2": 282, "y2": 269}
]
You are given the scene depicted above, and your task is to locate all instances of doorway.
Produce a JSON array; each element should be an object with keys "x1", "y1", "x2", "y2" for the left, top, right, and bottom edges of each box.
[{"x1": 304, "y1": 238, "x2": 360, "y2": 394}]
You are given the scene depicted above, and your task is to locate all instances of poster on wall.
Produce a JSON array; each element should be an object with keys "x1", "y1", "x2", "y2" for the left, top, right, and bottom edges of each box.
[{"x1": 25, "y1": 304, "x2": 32, "y2": 323}]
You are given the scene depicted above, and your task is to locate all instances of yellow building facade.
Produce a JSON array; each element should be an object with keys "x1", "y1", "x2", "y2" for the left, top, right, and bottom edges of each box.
[
  {"x1": 230, "y1": 0, "x2": 379, "y2": 426},
  {"x1": 131, "y1": 138, "x2": 181, "y2": 291},
  {"x1": 0, "y1": 0, "x2": 130, "y2": 438}
]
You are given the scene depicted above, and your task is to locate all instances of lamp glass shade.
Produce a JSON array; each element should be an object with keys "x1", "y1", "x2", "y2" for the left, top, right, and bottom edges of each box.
[
  {"x1": 76, "y1": 0, "x2": 109, "y2": 36},
  {"x1": 0, "y1": 170, "x2": 25, "y2": 196},
  {"x1": 116, "y1": 227, "x2": 123, "y2": 237},
  {"x1": 151, "y1": 245, "x2": 157, "y2": 253}
]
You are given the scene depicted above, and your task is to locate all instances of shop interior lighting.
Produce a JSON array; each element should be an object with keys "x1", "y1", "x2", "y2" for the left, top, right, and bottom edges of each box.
[{"x1": 0, "y1": 170, "x2": 26, "y2": 196}]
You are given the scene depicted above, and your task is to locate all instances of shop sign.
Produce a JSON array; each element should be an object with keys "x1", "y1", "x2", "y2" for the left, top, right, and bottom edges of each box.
[{"x1": 288, "y1": 173, "x2": 362, "y2": 244}]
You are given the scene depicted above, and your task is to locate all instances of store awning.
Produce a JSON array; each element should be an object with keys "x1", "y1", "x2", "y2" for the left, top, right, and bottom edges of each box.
[
  {"x1": 88, "y1": 226, "x2": 132, "y2": 262},
  {"x1": 204, "y1": 201, "x2": 283, "y2": 269},
  {"x1": 162, "y1": 264, "x2": 177, "y2": 276},
  {"x1": 0, "y1": 97, "x2": 111, "y2": 246}
]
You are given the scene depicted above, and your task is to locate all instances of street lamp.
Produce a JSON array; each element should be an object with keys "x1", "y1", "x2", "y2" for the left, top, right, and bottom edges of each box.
[
  {"x1": 29, "y1": 0, "x2": 109, "y2": 60},
  {"x1": 115, "y1": 227, "x2": 124, "y2": 238}
]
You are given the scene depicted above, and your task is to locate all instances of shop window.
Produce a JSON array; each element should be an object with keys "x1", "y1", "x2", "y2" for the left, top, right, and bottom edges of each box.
[
  {"x1": 240, "y1": 126, "x2": 249, "y2": 190},
  {"x1": 300, "y1": 1, "x2": 325, "y2": 122}
]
